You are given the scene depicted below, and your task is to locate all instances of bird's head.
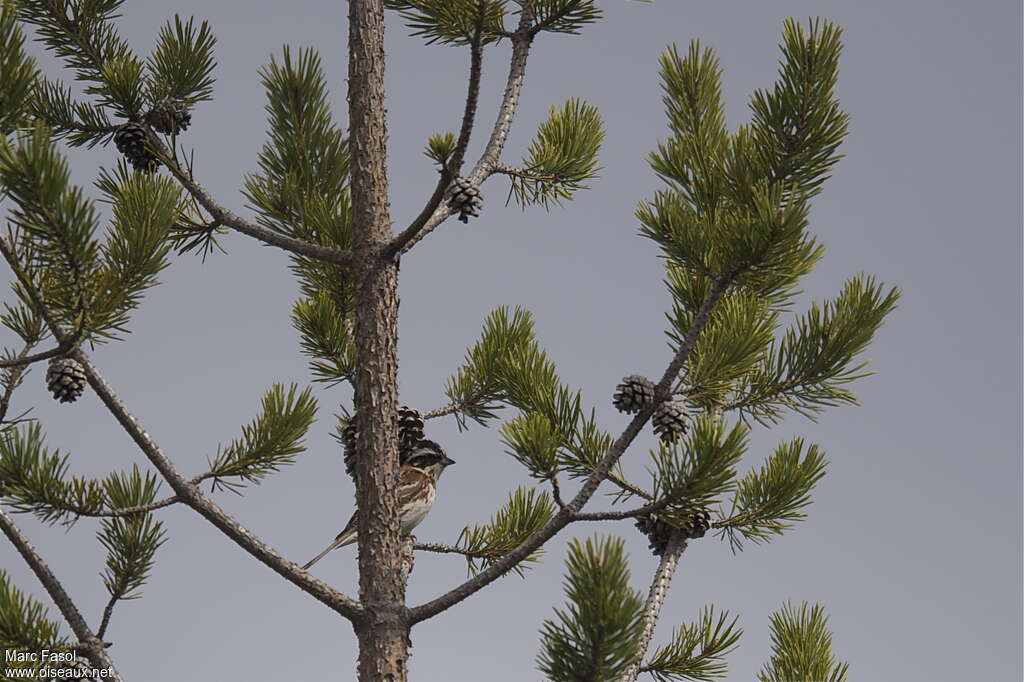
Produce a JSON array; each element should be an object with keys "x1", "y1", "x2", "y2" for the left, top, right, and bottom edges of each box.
[{"x1": 406, "y1": 440, "x2": 455, "y2": 480}]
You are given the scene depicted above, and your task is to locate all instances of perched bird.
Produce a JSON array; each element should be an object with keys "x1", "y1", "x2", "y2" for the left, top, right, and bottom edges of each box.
[{"x1": 302, "y1": 440, "x2": 455, "y2": 570}]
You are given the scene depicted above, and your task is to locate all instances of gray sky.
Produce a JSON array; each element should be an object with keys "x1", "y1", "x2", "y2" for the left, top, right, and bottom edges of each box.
[{"x1": 3, "y1": 1, "x2": 1021, "y2": 680}]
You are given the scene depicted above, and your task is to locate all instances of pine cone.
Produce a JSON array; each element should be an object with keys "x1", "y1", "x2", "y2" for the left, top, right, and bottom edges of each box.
[
  {"x1": 613, "y1": 375, "x2": 656, "y2": 414},
  {"x1": 397, "y1": 406, "x2": 425, "y2": 449},
  {"x1": 46, "y1": 357, "x2": 87, "y2": 404},
  {"x1": 342, "y1": 407, "x2": 426, "y2": 481},
  {"x1": 448, "y1": 176, "x2": 482, "y2": 223},
  {"x1": 634, "y1": 514, "x2": 674, "y2": 556},
  {"x1": 681, "y1": 509, "x2": 711, "y2": 539},
  {"x1": 342, "y1": 418, "x2": 359, "y2": 480},
  {"x1": 145, "y1": 98, "x2": 191, "y2": 134},
  {"x1": 113, "y1": 122, "x2": 158, "y2": 173},
  {"x1": 652, "y1": 400, "x2": 688, "y2": 442}
]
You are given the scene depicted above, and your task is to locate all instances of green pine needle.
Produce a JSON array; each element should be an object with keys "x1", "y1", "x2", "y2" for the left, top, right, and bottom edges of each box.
[
  {"x1": 717, "y1": 438, "x2": 827, "y2": 552},
  {"x1": 537, "y1": 535, "x2": 644, "y2": 682},
  {"x1": 643, "y1": 605, "x2": 743, "y2": 682},
  {"x1": 146, "y1": 14, "x2": 217, "y2": 106},
  {"x1": 206, "y1": 383, "x2": 318, "y2": 492},
  {"x1": 0, "y1": 1, "x2": 38, "y2": 136},
  {"x1": 385, "y1": 1, "x2": 507, "y2": 46},
  {"x1": 510, "y1": 98, "x2": 604, "y2": 209},
  {"x1": 457, "y1": 487, "x2": 555, "y2": 576},
  {"x1": 757, "y1": 602, "x2": 849, "y2": 682},
  {"x1": 0, "y1": 570, "x2": 67, "y2": 660}
]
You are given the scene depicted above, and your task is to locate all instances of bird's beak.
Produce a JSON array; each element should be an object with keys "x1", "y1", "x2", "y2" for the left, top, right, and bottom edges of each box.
[{"x1": 444, "y1": 456, "x2": 456, "y2": 466}]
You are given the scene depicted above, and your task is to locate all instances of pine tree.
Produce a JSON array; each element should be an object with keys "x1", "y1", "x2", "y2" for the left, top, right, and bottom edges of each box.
[{"x1": 0, "y1": 2, "x2": 896, "y2": 681}]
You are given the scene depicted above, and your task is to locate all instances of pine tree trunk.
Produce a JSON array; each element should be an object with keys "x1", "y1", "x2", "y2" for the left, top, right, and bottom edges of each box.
[{"x1": 347, "y1": 1, "x2": 408, "y2": 680}]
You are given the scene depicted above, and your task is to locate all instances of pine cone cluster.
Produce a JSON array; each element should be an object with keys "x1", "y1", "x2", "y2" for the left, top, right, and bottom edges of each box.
[
  {"x1": 397, "y1": 406, "x2": 425, "y2": 449},
  {"x1": 46, "y1": 357, "x2": 87, "y2": 404},
  {"x1": 652, "y1": 400, "x2": 689, "y2": 442},
  {"x1": 145, "y1": 98, "x2": 191, "y2": 134},
  {"x1": 635, "y1": 509, "x2": 712, "y2": 555},
  {"x1": 449, "y1": 176, "x2": 482, "y2": 223},
  {"x1": 342, "y1": 406, "x2": 426, "y2": 481},
  {"x1": 680, "y1": 508, "x2": 711, "y2": 539},
  {"x1": 634, "y1": 514, "x2": 674, "y2": 556},
  {"x1": 113, "y1": 122, "x2": 158, "y2": 173},
  {"x1": 613, "y1": 375, "x2": 656, "y2": 414}
]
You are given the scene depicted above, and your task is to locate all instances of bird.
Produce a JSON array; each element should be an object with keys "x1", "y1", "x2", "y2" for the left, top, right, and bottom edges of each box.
[{"x1": 302, "y1": 439, "x2": 455, "y2": 570}]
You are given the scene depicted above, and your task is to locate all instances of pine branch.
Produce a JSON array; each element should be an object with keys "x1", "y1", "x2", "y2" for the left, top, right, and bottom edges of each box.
[
  {"x1": 413, "y1": 541, "x2": 502, "y2": 561},
  {"x1": 528, "y1": 0, "x2": 601, "y2": 36},
  {"x1": 28, "y1": 76, "x2": 117, "y2": 148},
  {"x1": 204, "y1": 383, "x2": 318, "y2": 493},
  {"x1": 0, "y1": 1, "x2": 38, "y2": 135},
  {"x1": 0, "y1": 506, "x2": 122, "y2": 679},
  {"x1": 0, "y1": 342, "x2": 76, "y2": 369},
  {"x1": 716, "y1": 438, "x2": 827, "y2": 552},
  {"x1": 390, "y1": 4, "x2": 536, "y2": 255},
  {"x1": 570, "y1": 497, "x2": 671, "y2": 522},
  {"x1": 456, "y1": 487, "x2": 555, "y2": 576},
  {"x1": 537, "y1": 535, "x2": 645, "y2": 682},
  {"x1": 408, "y1": 277, "x2": 729, "y2": 624},
  {"x1": 385, "y1": 1, "x2": 507, "y2": 46},
  {"x1": 725, "y1": 275, "x2": 900, "y2": 424},
  {"x1": 144, "y1": 131, "x2": 358, "y2": 270},
  {"x1": 95, "y1": 510, "x2": 166, "y2": 639},
  {"x1": 619, "y1": 530, "x2": 688, "y2": 682},
  {"x1": 0, "y1": 343, "x2": 34, "y2": 424},
  {"x1": 500, "y1": 98, "x2": 604, "y2": 209},
  {"x1": 18, "y1": 0, "x2": 145, "y2": 119},
  {"x1": 640, "y1": 605, "x2": 743, "y2": 682},
  {"x1": 386, "y1": 1, "x2": 487, "y2": 259},
  {"x1": 0, "y1": 568, "x2": 66, "y2": 660},
  {"x1": 757, "y1": 602, "x2": 848, "y2": 682},
  {"x1": 0, "y1": 235, "x2": 364, "y2": 621}
]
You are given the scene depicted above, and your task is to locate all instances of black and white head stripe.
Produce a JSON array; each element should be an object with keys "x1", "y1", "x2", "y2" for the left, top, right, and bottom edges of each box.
[{"x1": 406, "y1": 439, "x2": 455, "y2": 469}]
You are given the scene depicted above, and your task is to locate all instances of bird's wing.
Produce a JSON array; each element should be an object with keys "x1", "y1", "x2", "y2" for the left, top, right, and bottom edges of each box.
[
  {"x1": 398, "y1": 468, "x2": 432, "y2": 506},
  {"x1": 302, "y1": 512, "x2": 357, "y2": 570}
]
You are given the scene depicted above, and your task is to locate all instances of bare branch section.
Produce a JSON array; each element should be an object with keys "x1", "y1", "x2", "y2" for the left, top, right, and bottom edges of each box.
[
  {"x1": 0, "y1": 235, "x2": 363, "y2": 621},
  {"x1": 1, "y1": 342, "x2": 34, "y2": 423},
  {"x1": 389, "y1": 7, "x2": 536, "y2": 256},
  {"x1": 571, "y1": 497, "x2": 671, "y2": 523},
  {"x1": 408, "y1": 278, "x2": 728, "y2": 624},
  {"x1": 145, "y1": 133, "x2": 357, "y2": 270},
  {"x1": 74, "y1": 352, "x2": 364, "y2": 622},
  {"x1": 619, "y1": 530, "x2": 688, "y2": 682},
  {"x1": 413, "y1": 542, "x2": 498, "y2": 561},
  {"x1": 0, "y1": 344, "x2": 69, "y2": 369},
  {"x1": 0, "y1": 507, "x2": 123, "y2": 680}
]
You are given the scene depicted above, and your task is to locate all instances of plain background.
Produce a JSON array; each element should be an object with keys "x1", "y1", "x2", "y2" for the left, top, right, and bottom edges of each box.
[{"x1": 2, "y1": 1, "x2": 1021, "y2": 680}]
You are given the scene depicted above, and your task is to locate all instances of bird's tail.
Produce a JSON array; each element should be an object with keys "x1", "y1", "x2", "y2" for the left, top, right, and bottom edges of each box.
[{"x1": 301, "y1": 529, "x2": 356, "y2": 570}]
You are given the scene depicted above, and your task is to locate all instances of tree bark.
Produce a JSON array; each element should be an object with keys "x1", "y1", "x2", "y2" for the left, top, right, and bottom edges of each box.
[{"x1": 348, "y1": 1, "x2": 408, "y2": 680}]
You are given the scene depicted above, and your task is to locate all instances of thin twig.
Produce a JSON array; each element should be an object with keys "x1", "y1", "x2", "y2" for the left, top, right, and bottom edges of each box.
[
  {"x1": 619, "y1": 530, "x2": 689, "y2": 682},
  {"x1": 0, "y1": 344, "x2": 69, "y2": 369},
  {"x1": 413, "y1": 542, "x2": 498, "y2": 560},
  {"x1": 571, "y1": 496, "x2": 672, "y2": 522},
  {"x1": 408, "y1": 277, "x2": 729, "y2": 624},
  {"x1": 0, "y1": 506, "x2": 123, "y2": 680},
  {"x1": 0, "y1": 342, "x2": 34, "y2": 423},
  {"x1": 491, "y1": 163, "x2": 558, "y2": 183},
  {"x1": 144, "y1": 133, "x2": 358, "y2": 270},
  {"x1": 95, "y1": 591, "x2": 120, "y2": 641},
  {"x1": 549, "y1": 476, "x2": 565, "y2": 509},
  {"x1": 422, "y1": 401, "x2": 467, "y2": 420}
]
